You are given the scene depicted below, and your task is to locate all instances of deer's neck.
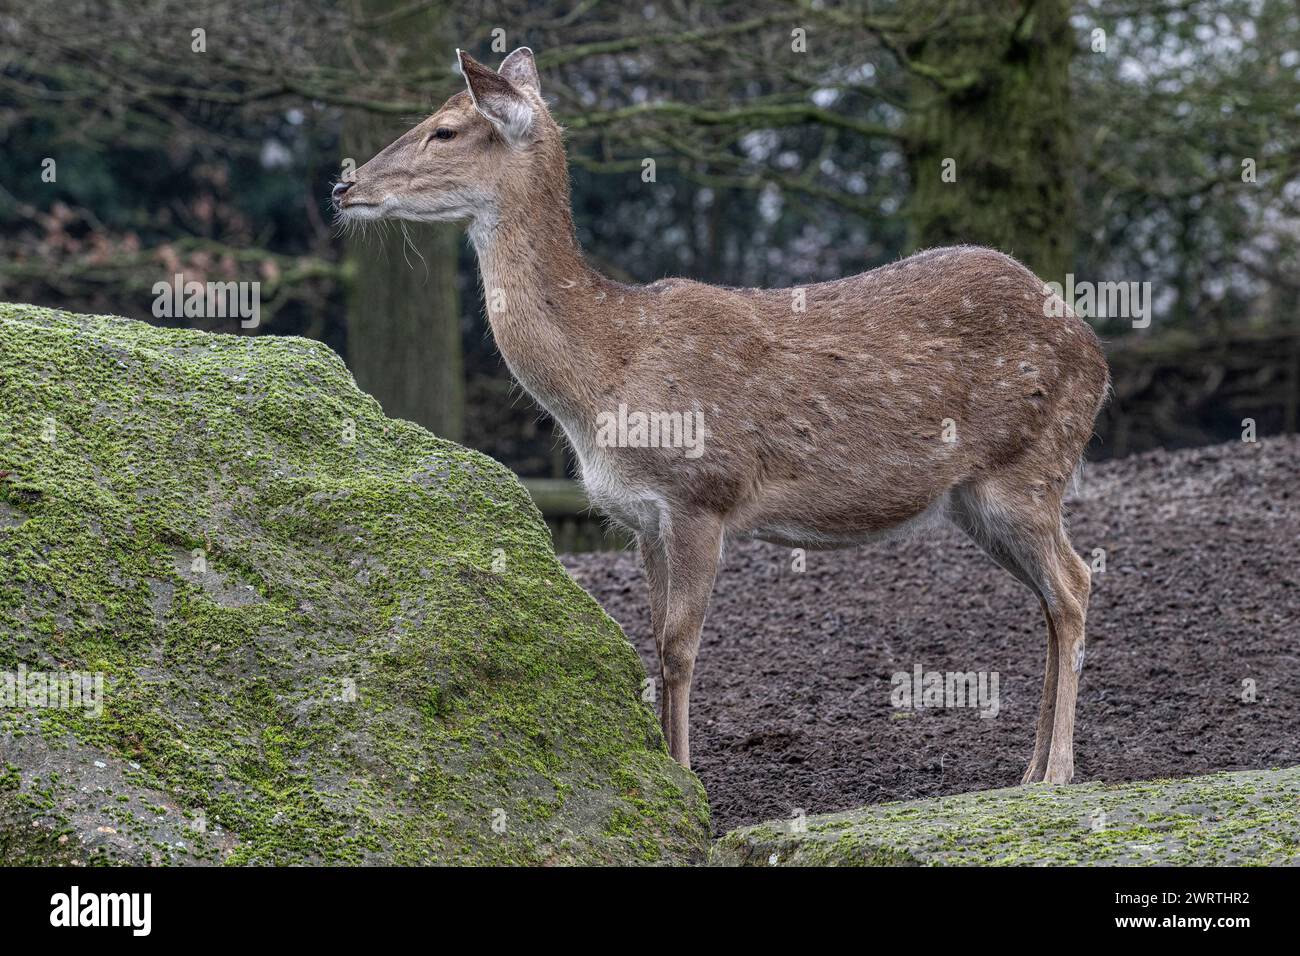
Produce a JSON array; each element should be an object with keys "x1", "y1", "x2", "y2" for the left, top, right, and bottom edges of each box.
[{"x1": 469, "y1": 182, "x2": 612, "y2": 425}]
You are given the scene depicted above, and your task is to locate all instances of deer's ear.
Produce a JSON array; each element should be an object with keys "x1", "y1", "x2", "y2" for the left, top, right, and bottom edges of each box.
[
  {"x1": 498, "y1": 47, "x2": 540, "y2": 92},
  {"x1": 457, "y1": 48, "x2": 535, "y2": 146}
]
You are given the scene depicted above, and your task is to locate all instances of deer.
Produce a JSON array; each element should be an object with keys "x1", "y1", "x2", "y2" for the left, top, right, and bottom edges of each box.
[{"x1": 332, "y1": 47, "x2": 1110, "y2": 785}]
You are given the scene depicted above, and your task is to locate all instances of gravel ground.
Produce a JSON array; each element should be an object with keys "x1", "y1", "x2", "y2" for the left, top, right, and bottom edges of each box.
[{"x1": 562, "y1": 437, "x2": 1300, "y2": 835}]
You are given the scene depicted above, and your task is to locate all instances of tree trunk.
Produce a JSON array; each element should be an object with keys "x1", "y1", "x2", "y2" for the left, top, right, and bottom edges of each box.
[
  {"x1": 342, "y1": 0, "x2": 464, "y2": 441},
  {"x1": 903, "y1": 0, "x2": 1075, "y2": 282}
]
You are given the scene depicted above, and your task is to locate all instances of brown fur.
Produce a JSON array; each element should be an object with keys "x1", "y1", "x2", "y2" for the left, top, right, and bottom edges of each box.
[{"x1": 337, "y1": 48, "x2": 1111, "y2": 783}]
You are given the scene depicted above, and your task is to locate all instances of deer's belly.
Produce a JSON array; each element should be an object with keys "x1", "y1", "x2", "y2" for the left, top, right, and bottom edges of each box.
[{"x1": 743, "y1": 490, "x2": 953, "y2": 551}]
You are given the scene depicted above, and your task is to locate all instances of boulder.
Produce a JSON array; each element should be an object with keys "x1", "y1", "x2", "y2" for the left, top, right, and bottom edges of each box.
[
  {"x1": 0, "y1": 303, "x2": 708, "y2": 865},
  {"x1": 711, "y1": 766, "x2": 1300, "y2": 865}
]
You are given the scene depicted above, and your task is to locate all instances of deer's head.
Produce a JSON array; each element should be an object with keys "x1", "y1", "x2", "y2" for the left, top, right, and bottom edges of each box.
[{"x1": 332, "y1": 48, "x2": 556, "y2": 230}]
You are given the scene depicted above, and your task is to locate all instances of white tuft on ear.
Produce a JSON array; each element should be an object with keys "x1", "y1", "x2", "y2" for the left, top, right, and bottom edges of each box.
[
  {"x1": 485, "y1": 97, "x2": 535, "y2": 144},
  {"x1": 458, "y1": 48, "x2": 536, "y2": 147}
]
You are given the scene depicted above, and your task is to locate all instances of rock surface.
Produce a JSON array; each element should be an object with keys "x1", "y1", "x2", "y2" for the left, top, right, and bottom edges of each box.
[
  {"x1": 0, "y1": 304, "x2": 708, "y2": 865},
  {"x1": 711, "y1": 766, "x2": 1300, "y2": 865}
]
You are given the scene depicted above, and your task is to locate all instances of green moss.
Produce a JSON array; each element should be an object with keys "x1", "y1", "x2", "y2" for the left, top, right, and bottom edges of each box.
[
  {"x1": 711, "y1": 767, "x2": 1300, "y2": 866},
  {"x1": 0, "y1": 303, "x2": 708, "y2": 865}
]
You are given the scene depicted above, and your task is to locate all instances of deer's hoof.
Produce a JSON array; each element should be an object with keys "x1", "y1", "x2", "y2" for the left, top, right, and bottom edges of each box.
[
  {"x1": 1042, "y1": 765, "x2": 1074, "y2": 785},
  {"x1": 1021, "y1": 763, "x2": 1048, "y2": 785}
]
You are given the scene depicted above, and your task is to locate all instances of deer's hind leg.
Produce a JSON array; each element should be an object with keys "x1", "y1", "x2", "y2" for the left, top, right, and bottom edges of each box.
[
  {"x1": 952, "y1": 478, "x2": 1091, "y2": 785},
  {"x1": 1043, "y1": 538, "x2": 1090, "y2": 784}
]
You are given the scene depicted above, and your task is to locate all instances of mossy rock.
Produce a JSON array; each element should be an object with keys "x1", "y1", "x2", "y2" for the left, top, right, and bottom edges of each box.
[
  {"x1": 0, "y1": 303, "x2": 708, "y2": 865},
  {"x1": 711, "y1": 766, "x2": 1300, "y2": 866}
]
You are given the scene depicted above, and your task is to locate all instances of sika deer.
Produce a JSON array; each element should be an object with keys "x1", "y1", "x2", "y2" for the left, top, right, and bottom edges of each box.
[{"x1": 333, "y1": 48, "x2": 1110, "y2": 784}]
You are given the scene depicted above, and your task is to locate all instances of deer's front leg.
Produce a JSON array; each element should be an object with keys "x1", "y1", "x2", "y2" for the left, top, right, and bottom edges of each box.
[
  {"x1": 660, "y1": 513, "x2": 724, "y2": 769},
  {"x1": 637, "y1": 533, "x2": 672, "y2": 745}
]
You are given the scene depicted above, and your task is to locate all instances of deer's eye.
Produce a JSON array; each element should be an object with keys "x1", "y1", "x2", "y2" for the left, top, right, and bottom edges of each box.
[{"x1": 434, "y1": 127, "x2": 456, "y2": 141}]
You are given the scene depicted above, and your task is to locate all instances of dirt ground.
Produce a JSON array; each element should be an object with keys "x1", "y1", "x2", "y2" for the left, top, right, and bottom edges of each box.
[{"x1": 562, "y1": 437, "x2": 1300, "y2": 835}]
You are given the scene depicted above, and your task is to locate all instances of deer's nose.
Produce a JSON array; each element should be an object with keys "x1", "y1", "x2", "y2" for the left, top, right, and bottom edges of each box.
[{"x1": 331, "y1": 181, "x2": 354, "y2": 205}]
